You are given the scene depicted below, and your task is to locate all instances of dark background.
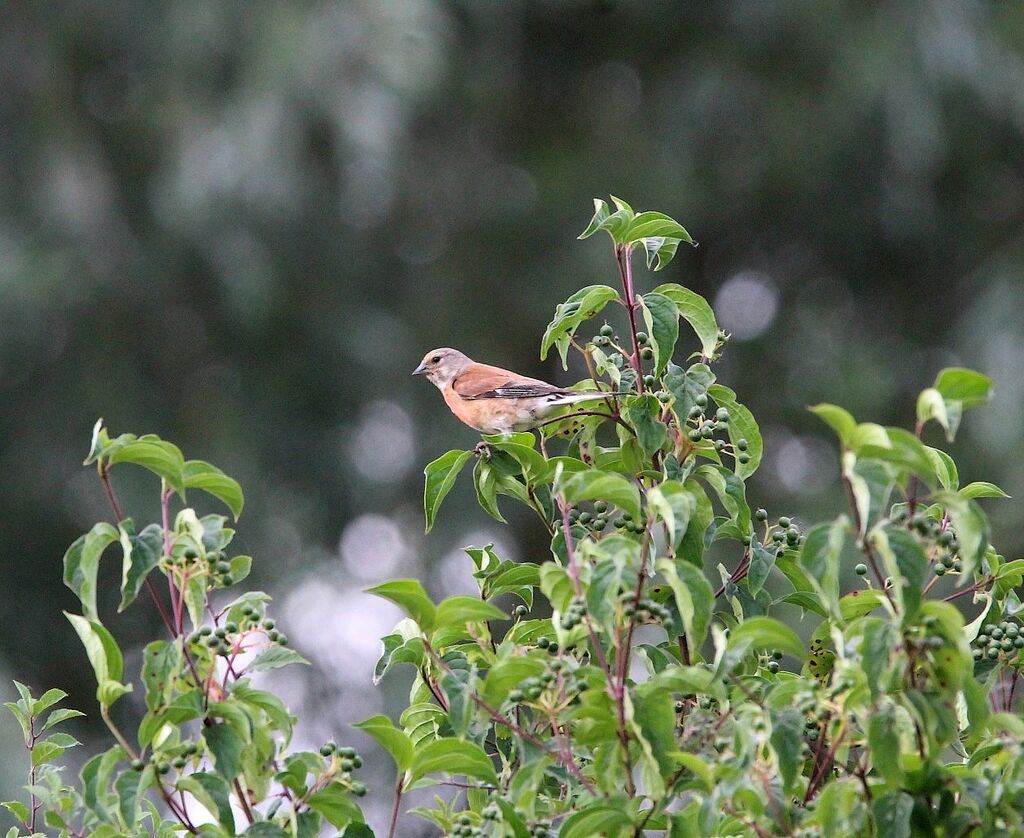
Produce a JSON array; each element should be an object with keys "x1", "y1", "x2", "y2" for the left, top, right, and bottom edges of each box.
[{"x1": 2, "y1": 1, "x2": 1023, "y2": 833}]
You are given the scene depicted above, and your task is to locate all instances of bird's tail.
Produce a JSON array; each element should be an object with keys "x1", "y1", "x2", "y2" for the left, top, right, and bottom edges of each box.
[{"x1": 548, "y1": 391, "x2": 622, "y2": 406}]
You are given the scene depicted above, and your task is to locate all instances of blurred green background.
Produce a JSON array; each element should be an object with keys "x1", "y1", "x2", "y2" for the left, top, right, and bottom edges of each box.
[{"x1": 2, "y1": 0, "x2": 1023, "y2": 833}]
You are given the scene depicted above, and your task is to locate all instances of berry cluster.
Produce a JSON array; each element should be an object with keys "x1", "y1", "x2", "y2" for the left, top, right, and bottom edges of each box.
[
  {"x1": 752, "y1": 509, "x2": 804, "y2": 558},
  {"x1": 893, "y1": 509, "x2": 965, "y2": 576},
  {"x1": 559, "y1": 596, "x2": 587, "y2": 630},
  {"x1": 186, "y1": 606, "x2": 287, "y2": 657},
  {"x1": 761, "y1": 649, "x2": 784, "y2": 674},
  {"x1": 567, "y1": 499, "x2": 614, "y2": 532},
  {"x1": 167, "y1": 547, "x2": 235, "y2": 587},
  {"x1": 507, "y1": 656, "x2": 583, "y2": 706},
  {"x1": 319, "y1": 741, "x2": 367, "y2": 795},
  {"x1": 621, "y1": 591, "x2": 671, "y2": 624},
  {"x1": 972, "y1": 620, "x2": 1024, "y2": 661}
]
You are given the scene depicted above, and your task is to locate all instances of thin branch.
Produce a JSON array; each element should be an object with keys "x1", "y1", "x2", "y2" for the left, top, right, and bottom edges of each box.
[{"x1": 614, "y1": 243, "x2": 645, "y2": 392}]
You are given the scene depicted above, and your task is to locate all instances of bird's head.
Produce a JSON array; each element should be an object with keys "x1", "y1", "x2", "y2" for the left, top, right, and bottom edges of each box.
[{"x1": 412, "y1": 348, "x2": 471, "y2": 388}]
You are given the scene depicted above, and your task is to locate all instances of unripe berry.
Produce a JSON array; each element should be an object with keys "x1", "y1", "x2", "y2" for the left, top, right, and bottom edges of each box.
[
  {"x1": 855, "y1": 563, "x2": 868, "y2": 576},
  {"x1": 640, "y1": 347, "x2": 654, "y2": 360},
  {"x1": 600, "y1": 324, "x2": 614, "y2": 337}
]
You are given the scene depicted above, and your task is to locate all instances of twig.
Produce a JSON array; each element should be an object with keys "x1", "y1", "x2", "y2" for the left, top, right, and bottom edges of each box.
[{"x1": 614, "y1": 243, "x2": 645, "y2": 392}]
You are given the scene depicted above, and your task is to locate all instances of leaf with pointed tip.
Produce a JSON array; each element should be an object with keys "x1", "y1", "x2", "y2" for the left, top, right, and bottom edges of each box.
[
  {"x1": 423, "y1": 449, "x2": 473, "y2": 532},
  {"x1": 652, "y1": 284, "x2": 718, "y2": 359},
  {"x1": 540, "y1": 284, "x2": 620, "y2": 369},
  {"x1": 183, "y1": 460, "x2": 244, "y2": 519}
]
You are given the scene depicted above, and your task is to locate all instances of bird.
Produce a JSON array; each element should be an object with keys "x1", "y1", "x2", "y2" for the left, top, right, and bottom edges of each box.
[{"x1": 412, "y1": 348, "x2": 618, "y2": 435}]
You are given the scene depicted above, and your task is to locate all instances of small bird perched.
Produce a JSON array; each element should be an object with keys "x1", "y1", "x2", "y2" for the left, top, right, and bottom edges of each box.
[{"x1": 413, "y1": 348, "x2": 616, "y2": 435}]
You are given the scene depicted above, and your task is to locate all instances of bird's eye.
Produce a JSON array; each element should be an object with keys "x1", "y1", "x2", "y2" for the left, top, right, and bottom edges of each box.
[{"x1": 431, "y1": 356, "x2": 441, "y2": 363}]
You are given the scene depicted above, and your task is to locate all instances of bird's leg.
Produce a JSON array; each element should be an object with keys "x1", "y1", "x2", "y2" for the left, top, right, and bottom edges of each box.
[{"x1": 473, "y1": 440, "x2": 492, "y2": 459}]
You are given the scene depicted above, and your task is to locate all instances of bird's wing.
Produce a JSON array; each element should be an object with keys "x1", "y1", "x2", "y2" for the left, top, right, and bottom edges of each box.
[{"x1": 453, "y1": 364, "x2": 563, "y2": 400}]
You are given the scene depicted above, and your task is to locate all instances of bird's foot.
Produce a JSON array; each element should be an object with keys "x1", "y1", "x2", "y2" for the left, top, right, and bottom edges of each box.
[{"x1": 473, "y1": 440, "x2": 492, "y2": 459}]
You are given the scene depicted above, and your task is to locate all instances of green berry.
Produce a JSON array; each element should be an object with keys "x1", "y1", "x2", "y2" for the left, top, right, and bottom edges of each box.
[
  {"x1": 594, "y1": 501, "x2": 608, "y2": 513},
  {"x1": 600, "y1": 324, "x2": 614, "y2": 337},
  {"x1": 984, "y1": 624, "x2": 997, "y2": 635},
  {"x1": 577, "y1": 511, "x2": 592, "y2": 524},
  {"x1": 716, "y1": 408, "x2": 730, "y2": 422},
  {"x1": 641, "y1": 347, "x2": 654, "y2": 360},
  {"x1": 1014, "y1": 637, "x2": 1024, "y2": 648},
  {"x1": 514, "y1": 604, "x2": 528, "y2": 617},
  {"x1": 320, "y1": 742, "x2": 336, "y2": 756},
  {"x1": 340, "y1": 757, "x2": 354, "y2": 771},
  {"x1": 644, "y1": 374, "x2": 656, "y2": 387},
  {"x1": 778, "y1": 516, "x2": 791, "y2": 528},
  {"x1": 537, "y1": 637, "x2": 550, "y2": 649},
  {"x1": 738, "y1": 453, "x2": 750, "y2": 464},
  {"x1": 593, "y1": 518, "x2": 607, "y2": 531},
  {"x1": 695, "y1": 393, "x2": 708, "y2": 407},
  {"x1": 131, "y1": 758, "x2": 145, "y2": 771},
  {"x1": 635, "y1": 331, "x2": 648, "y2": 344},
  {"x1": 338, "y1": 746, "x2": 356, "y2": 758},
  {"x1": 987, "y1": 647, "x2": 1000, "y2": 660},
  {"x1": 200, "y1": 626, "x2": 213, "y2": 636},
  {"x1": 220, "y1": 573, "x2": 234, "y2": 585},
  {"x1": 855, "y1": 563, "x2": 868, "y2": 576},
  {"x1": 767, "y1": 661, "x2": 780, "y2": 674},
  {"x1": 352, "y1": 755, "x2": 363, "y2": 768},
  {"x1": 737, "y1": 438, "x2": 749, "y2": 451},
  {"x1": 973, "y1": 648, "x2": 984, "y2": 660},
  {"x1": 215, "y1": 560, "x2": 231, "y2": 574},
  {"x1": 509, "y1": 689, "x2": 524, "y2": 702},
  {"x1": 934, "y1": 564, "x2": 946, "y2": 576},
  {"x1": 657, "y1": 390, "x2": 670, "y2": 404},
  {"x1": 350, "y1": 781, "x2": 367, "y2": 797},
  {"x1": 688, "y1": 429, "x2": 702, "y2": 442},
  {"x1": 755, "y1": 508, "x2": 768, "y2": 522},
  {"x1": 688, "y1": 405, "x2": 703, "y2": 419}
]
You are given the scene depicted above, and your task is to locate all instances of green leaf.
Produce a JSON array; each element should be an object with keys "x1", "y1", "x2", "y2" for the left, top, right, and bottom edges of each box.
[
  {"x1": 472, "y1": 459, "x2": 507, "y2": 523},
  {"x1": 559, "y1": 803, "x2": 633, "y2": 838},
  {"x1": 108, "y1": 437, "x2": 186, "y2": 495},
  {"x1": 658, "y1": 558, "x2": 713, "y2": 652},
  {"x1": 176, "y1": 773, "x2": 234, "y2": 833},
  {"x1": 423, "y1": 449, "x2": 473, "y2": 533},
  {"x1": 408, "y1": 738, "x2": 498, "y2": 786},
  {"x1": 867, "y1": 704, "x2": 905, "y2": 786},
  {"x1": 935, "y1": 367, "x2": 993, "y2": 407},
  {"x1": 916, "y1": 387, "x2": 949, "y2": 438},
  {"x1": 578, "y1": 198, "x2": 632, "y2": 242},
  {"x1": 642, "y1": 236, "x2": 682, "y2": 271},
  {"x1": 42, "y1": 707, "x2": 85, "y2": 731},
  {"x1": 934, "y1": 490, "x2": 990, "y2": 583},
  {"x1": 652, "y1": 284, "x2": 718, "y2": 360},
  {"x1": 931, "y1": 368, "x2": 993, "y2": 441},
  {"x1": 62, "y1": 522, "x2": 119, "y2": 621},
  {"x1": 707, "y1": 384, "x2": 762, "y2": 478},
  {"x1": 872, "y1": 792, "x2": 913, "y2": 838},
  {"x1": 353, "y1": 715, "x2": 414, "y2": 773},
  {"x1": 481, "y1": 658, "x2": 546, "y2": 707},
  {"x1": 872, "y1": 527, "x2": 926, "y2": 621},
  {"x1": 183, "y1": 460, "x2": 244, "y2": 519},
  {"x1": 65, "y1": 613, "x2": 126, "y2": 703},
  {"x1": 924, "y1": 446, "x2": 958, "y2": 490},
  {"x1": 798, "y1": 517, "x2": 848, "y2": 620},
  {"x1": 809, "y1": 403, "x2": 857, "y2": 448},
  {"x1": 366, "y1": 580, "x2": 436, "y2": 633},
  {"x1": 770, "y1": 708, "x2": 803, "y2": 795},
  {"x1": 622, "y1": 395, "x2": 668, "y2": 460},
  {"x1": 858, "y1": 427, "x2": 938, "y2": 484},
  {"x1": 625, "y1": 211, "x2": 694, "y2": 244},
  {"x1": 560, "y1": 469, "x2": 641, "y2": 521},
  {"x1": 141, "y1": 640, "x2": 181, "y2": 712},
  {"x1": 205, "y1": 722, "x2": 244, "y2": 781},
  {"x1": 245, "y1": 825, "x2": 290, "y2": 838},
  {"x1": 434, "y1": 596, "x2": 506, "y2": 630},
  {"x1": 307, "y1": 784, "x2": 365, "y2": 830},
  {"x1": 32, "y1": 688, "x2": 67, "y2": 715},
  {"x1": 540, "y1": 284, "x2": 620, "y2": 369},
  {"x1": 117, "y1": 521, "x2": 163, "y2": 613},
  {"x1": 114, "y1": 766, "x2": 149, "y2": 828},
  {"x1": 959, "y1": 481, "x2": 1010, "y2": 500},
  {"x1": 727, "y1": 617, "x2": 804, "y2": 660},
  {"x1": 640, "y1": 292, "x2": 679, "y2": 376},
  {"x1": 1, "y1": 801, "x2": 29, "y2": 825},
  {"x1": 247, "y1": 646, "x2": 311, "y2": 673}
]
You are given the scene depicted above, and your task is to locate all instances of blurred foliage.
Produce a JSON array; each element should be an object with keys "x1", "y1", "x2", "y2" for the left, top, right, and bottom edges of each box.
[{"x1": 1, "y1": 0, "x2": 1023, "y2": 827}]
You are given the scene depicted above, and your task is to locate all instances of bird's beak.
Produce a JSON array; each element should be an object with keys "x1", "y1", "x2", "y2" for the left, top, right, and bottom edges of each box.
[{"x1": 411, "y1": 362, "x2": 427, "y2": 376}]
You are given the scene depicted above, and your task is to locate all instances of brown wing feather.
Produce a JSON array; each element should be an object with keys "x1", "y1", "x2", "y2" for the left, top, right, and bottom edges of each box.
[{"x1": 452, "y1": 363, "x2": 559, "y2": 400}]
